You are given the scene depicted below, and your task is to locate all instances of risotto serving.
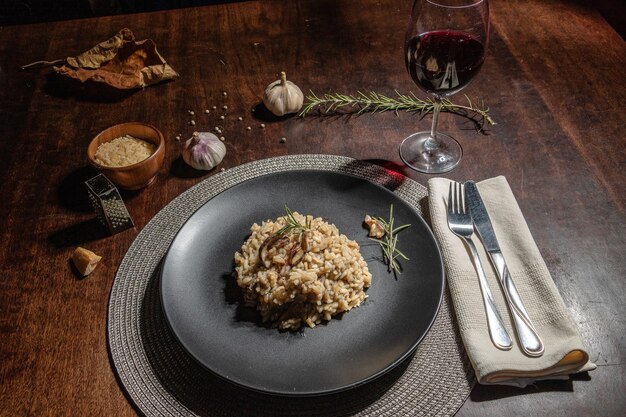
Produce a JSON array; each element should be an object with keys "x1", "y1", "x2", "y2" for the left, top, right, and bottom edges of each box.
[{"x1": 234, "y1": 210, "x2": 372, "y2": 330}]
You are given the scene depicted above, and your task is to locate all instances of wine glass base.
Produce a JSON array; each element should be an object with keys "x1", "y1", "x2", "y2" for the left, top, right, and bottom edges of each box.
[{"x1": 399, "y1": 132, "x2": 463, "y2": 174}]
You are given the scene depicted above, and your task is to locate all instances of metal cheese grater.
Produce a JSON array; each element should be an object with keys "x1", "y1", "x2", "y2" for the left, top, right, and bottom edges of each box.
[{"x1": 85, "y1": 174, "x2": 134, "y2": 234}]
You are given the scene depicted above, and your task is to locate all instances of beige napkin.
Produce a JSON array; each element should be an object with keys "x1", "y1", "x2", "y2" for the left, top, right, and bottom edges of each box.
[{"x1": 428, "y1": 176, "x2": 595, "y2": 387}]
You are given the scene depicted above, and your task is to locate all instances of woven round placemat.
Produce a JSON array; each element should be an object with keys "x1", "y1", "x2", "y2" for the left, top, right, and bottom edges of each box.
[{"x1": 108, "y1": 154, "x2": 475, "y2": 417}]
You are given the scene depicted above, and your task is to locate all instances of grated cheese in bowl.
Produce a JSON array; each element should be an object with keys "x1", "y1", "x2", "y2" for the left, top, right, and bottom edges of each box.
[{"x1": 94, "y1": 135, "x2": 155, "y2": 167}]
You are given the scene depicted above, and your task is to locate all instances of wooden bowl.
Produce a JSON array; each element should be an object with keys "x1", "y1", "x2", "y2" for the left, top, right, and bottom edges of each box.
[{"x1": 87, "y1": 122, "x2": 165, "y2": 190}]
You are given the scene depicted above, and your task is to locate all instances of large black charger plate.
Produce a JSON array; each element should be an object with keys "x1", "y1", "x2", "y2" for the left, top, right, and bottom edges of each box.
[{"x1": 160, "y1": 169, "x2": 444, "y2": 396}]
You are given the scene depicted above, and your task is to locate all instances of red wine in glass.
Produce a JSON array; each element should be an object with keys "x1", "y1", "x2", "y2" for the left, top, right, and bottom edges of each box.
[
  {"x1": 400, "y1": 0, "x2": 489, "y2": 174},
  {"x1": 406, "y1": 30, "x2": 485, "y2": 97}
]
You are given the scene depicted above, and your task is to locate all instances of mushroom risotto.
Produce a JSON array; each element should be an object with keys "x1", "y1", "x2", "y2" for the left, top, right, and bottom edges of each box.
[{"x1": 234, "y1": 211, "x2": 372, "y2": 330}]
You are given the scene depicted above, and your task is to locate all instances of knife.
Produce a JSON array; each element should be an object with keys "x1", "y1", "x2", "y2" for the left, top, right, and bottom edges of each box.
[{"x1": 465, "y1": 181, "x2": 545, "y2": 357}]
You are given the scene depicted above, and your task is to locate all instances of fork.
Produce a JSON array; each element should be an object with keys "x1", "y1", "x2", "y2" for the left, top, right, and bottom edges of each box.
[{"x1": 447, "y1": 182, "x2": 513, "y2": 350}]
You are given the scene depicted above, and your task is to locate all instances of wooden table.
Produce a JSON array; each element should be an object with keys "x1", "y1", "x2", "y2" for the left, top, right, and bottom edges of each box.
[{"x1": 1, "y1": 0, "x2": 624, "y2": 415}]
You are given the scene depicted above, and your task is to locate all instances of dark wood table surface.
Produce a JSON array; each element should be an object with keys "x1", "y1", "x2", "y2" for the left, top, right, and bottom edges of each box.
[{"x1": 1, "y1": 0, "x2": 624, "y2": 415}]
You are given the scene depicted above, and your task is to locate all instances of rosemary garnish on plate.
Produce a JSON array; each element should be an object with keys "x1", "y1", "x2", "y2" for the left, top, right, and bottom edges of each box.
[
  {"x1": 274, "y1": 205, "x2": 311, "y2": 240},
  {"x1": 367, "y1": 204, "x2": 411, "y2": 275},
  {"x1": 299, "y1": 90, "x2": 494, "y2": 132},
  {"x1": 259, "y1": 206, "x2": 311, "y2": 269}
]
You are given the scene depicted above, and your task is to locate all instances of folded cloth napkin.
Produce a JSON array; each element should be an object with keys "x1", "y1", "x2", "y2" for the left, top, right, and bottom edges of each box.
[{"x1": 428, "y1": 176, "x2": 595, "y2": 387}]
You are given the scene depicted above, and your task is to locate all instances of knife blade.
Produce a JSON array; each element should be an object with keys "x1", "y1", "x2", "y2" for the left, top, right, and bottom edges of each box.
[{"x1": 465, "y1": 181, "x2": 545, "y2": 357}]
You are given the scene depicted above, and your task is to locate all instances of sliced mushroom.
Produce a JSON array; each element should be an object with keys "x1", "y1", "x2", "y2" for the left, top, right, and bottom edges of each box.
[
  {"x1": 290, "y1": 249, "x2": 305, "y2": 266},
  {"x1": 301, "y1": 233, "x2": 309, "y2": 251},
  {"x1": 259, "y1": 235, "x2": 290, "y2": 268},
  {"x1": 364, "y1": 214, "x2": 385, "y2": 238}
]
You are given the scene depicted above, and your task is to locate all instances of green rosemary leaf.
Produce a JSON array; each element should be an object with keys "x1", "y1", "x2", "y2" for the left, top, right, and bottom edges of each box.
[
  {"x1": 392, "y1": 223, "x2": 412, "y2": 234},
  {"x1": 274, "y1": 205, "x2": 310, "y2": 239}
]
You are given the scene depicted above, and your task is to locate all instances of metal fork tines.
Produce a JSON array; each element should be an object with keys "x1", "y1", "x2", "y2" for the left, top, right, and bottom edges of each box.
[{"x1": 447, "y1": 182, "x2": 513, "y2": 350}]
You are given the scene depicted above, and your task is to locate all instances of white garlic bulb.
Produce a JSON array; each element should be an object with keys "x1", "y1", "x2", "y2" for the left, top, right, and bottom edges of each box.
[
  {"x1": 263, "y1": 71, "x2": 303, "y2": 116},
  {"x1": 182, "y1": 131, "x2": 226, "y2": 170}
]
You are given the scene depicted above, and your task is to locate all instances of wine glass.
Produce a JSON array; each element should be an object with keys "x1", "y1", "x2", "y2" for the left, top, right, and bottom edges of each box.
[{"x1": 400, "y1": 0, "x2": 490, "y2": 173}]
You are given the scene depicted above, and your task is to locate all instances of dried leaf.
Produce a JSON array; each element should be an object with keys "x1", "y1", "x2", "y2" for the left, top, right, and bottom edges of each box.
[{"x1": 54, "y1": 28, "x2": 179, "y2": 89}]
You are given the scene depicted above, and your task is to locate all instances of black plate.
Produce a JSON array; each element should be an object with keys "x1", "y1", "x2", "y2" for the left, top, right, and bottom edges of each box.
[{"x1": 160, "y1": 170, "x2": 444, "y2": 396}]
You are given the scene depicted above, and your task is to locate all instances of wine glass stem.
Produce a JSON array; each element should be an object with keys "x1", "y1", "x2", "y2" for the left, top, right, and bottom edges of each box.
[{"x1": 426, "y1": 99, "x2": 442, "y2": 150}]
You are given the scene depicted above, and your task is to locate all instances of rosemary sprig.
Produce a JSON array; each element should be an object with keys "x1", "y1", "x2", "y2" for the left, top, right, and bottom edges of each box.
[
  {"x1": 299, "y1": 90, "x2": 495, "y2": 131},
  {"x1": 274, "y1": 205, "x2": 311, "y2": 239},
  {"x1": 369, "y1": 204, "x2": 411, "y2": 275}
]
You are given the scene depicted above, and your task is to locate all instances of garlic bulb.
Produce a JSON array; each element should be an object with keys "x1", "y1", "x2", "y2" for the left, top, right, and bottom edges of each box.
[
  {"x1": 263, "y1": 71, "x2": 303, "y2": 116},
  {"x1": 182, "y1": 132, "x2": 226, "y2": 170}
]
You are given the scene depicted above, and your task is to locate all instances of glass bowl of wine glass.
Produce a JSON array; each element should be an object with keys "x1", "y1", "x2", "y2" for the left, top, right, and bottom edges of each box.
[{"x1": 401, "y1": 0, "x2": 490, "y2": 173}]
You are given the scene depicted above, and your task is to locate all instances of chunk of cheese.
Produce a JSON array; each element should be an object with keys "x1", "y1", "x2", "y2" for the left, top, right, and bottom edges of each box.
[{"x1": 71, "y1": 247, "x2": 102, "y2": 276}]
